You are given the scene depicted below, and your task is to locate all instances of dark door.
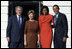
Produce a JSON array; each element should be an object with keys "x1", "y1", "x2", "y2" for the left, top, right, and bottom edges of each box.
[{"x1": 8, "y1": 1, "x2": 43, "y2": 20}]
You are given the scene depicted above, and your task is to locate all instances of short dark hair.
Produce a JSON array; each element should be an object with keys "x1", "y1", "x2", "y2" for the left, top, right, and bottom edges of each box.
[
  {"x1": 41, "y1": 6, "x2": 49, "y2": 15},
  {"x1": 53, "y1": 5, "x2": 59, "y2": 10}
]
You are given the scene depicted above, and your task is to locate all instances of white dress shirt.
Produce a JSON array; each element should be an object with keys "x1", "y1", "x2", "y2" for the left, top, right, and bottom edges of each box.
[{"x1": 16, "y1": 14, "x2": 22, "y2": 25}]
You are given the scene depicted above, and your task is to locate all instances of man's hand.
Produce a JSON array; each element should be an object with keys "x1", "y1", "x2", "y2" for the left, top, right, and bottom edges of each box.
[
  {"x1": 6, "y1": 37, "x2": 10, "y2": 42},
  {"x1": 63, "y1": 37, "x2": 67, "y2": 42}
]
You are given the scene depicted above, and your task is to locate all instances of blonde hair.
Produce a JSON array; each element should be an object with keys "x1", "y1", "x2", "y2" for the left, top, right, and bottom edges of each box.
[{"x1": 28, "y1": 10, "x2": 35, "y2": 17}]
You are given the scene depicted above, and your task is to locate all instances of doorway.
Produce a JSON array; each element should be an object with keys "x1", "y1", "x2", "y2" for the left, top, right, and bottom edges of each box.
[{"x1": 8, "y1": 1, "x2": 43, "y2": 20}]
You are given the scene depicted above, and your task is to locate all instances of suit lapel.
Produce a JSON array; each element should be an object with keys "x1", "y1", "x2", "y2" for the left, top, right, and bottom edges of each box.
[{"x1": 14, "y1": 15, "x2": 20, "y2": 27}]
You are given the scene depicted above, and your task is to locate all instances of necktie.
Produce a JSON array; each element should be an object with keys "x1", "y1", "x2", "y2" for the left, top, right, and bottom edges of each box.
[
  {"x1": 18, "y1": 16, "x2": 21, "y2": 27},
  {"x1": 54, "y1": 15, "x2": 56, "y2": 25}
]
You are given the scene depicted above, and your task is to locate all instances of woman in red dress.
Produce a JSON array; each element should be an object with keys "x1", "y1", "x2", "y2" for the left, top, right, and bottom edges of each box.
[{"x1": 39, "y1": 6, "x2": 54, "y2": 48}]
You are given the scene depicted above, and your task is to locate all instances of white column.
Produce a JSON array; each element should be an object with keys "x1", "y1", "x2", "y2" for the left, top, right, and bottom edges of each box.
[{"x1": 1, "y1": 1, "x2": 9, "y2": 48}]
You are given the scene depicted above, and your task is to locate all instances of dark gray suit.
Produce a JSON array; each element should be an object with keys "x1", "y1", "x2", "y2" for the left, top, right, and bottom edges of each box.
[
  {"x1": 6, "y1": 15, "x2": 27, "y2": 48},
  {"x1": 54, "y1": 12, "x2": 68, "y2": 48}
]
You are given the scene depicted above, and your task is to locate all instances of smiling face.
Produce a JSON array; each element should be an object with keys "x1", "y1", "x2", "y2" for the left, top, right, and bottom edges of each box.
[
  {"x1": 53, "y1": 6, "x2": 59, "y2": 14},
  {"x1": 15, "y1": 6, "x2": 23, "y2": 16},
  {"x1": 42, "y1": 8, "x2": 48, "y2": 15},
  {"x1": 28, "y1": 13, "x2": 34, "y2": 20},
  {"x1": 28, "y1": 10, "x2": 35, "y2": 20}
]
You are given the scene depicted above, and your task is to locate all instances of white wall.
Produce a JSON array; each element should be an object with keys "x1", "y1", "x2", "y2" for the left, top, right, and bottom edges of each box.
[
  {"x1": 1, "y1": 1, "x2": 8, "y2": 48},
  {"x1": 1, "y1": 1, "x2": 71, "y2": 48},
  {"x1": 43, "y1": 1, "x2": 71, "y2": 48}
]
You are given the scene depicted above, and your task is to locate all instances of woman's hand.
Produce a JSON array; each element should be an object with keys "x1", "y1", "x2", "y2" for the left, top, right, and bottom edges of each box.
[
  {"x1": 37, "y1": 40, "x2": 40, "y2": 46},
  {"x1": 37, "y1": 34, "x2": 40, "y2": 46},
  {"x1": 24, "y1": 34, "x2": 27, "y2": 46},
  {"x1": 24, "y1": 41, "x2": 27, "y2": 46}
]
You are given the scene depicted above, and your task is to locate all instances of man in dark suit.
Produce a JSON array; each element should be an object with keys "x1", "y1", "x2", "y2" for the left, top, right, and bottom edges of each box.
[
  {"x1": 53, "y1": 5, "x2": 68, "y2": 48},
  {"x1": 6, "y1": 6, "x2": 27, "y2": 48}
]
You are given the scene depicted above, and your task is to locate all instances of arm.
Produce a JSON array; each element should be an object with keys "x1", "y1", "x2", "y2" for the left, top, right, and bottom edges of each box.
[
  {"x1": 37, "y1": 34, "x2": 40, "y2": 45},
  {"x1": 37, "y1": 23, "x2": 40, "y2": 45},
  {"x1": 24, "y1": 34, "x2": 27, "y2": 46},
  {"x1": 24, "y1": 21, "x2": 27, "y2": 46},
  {"x1": 62, "y1": 14, "x2": 68, "y2": 38},
  {"x1": 6, "y1": 17, "x2": 12, "y2": 41},
  {"x1": 39, "y1": 16, "x2": 42, "y2": 32},
  {"x1": 40, "y1": 17, "x2": 49, "y2": 23},
  {"x1": 51, "y1": 15, "x2": 54, "y2": 28}
]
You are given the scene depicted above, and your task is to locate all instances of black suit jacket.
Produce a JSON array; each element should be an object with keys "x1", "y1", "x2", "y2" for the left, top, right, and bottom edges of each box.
[
  {"x1": 54, "y1": 12, "x2": 68, "y2": 41},
  {"x1": 6, "y1": 15, "x2": 27, "y2": 42}
]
